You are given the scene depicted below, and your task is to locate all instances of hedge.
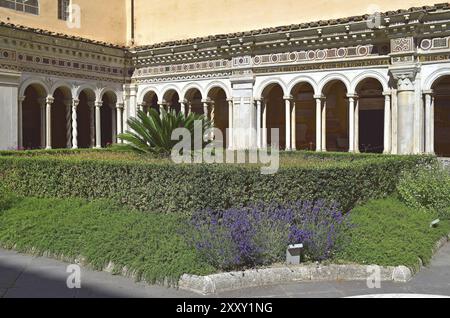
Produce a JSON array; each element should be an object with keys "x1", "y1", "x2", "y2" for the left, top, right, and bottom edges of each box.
[{"x1": 0, "y1": 152, "x2": 436, "y2": 214}]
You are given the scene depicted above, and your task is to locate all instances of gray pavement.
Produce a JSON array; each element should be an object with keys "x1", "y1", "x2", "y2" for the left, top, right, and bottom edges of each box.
[{"x1": 1, "y1": 244, "x2": 449, "y2": 298}]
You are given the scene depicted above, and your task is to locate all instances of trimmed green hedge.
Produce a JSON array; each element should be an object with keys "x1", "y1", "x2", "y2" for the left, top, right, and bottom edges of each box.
[{"x1": 0, "y1": 151, "x2": 436, "y2": 213}]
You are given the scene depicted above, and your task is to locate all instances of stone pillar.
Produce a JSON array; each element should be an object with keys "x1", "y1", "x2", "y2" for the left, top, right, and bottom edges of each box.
[
  {"x1": 88, "y1": 101, "x2": 95, "y2": 148},
  {"x1": 256, "y1": 99, "x2": 262, "y2": 149},
  {"x1": 45, "y1": 96, "x2": 54, "y2": 150},
  {"x1": 262, "y1": 99, "x2": 268, "y2": 149},
  {"x1": 321, "y1": 99, "x2": 327, "y2": 151},
  {"x1": 390, "y1": 67, "x2": 418, "y2": 155},
  {"x1": 202, "y1": 100, "x2": 209, "y2": 119},
  {"x1": 116, "y1": 103, "x2": 124, "y2": 140},
  {"x1": 424, "y1": 90, "x2": 433, "y2": 154},
  {"x1": 284, "y1": 96, "x2": 292, "y2": 151},
  {"x1": 347, "y1": 94, "x2": 356, "y2": 153},
  {"x1": 137, "y1": 102, "x2": 146, "y2": 113},
  {"x1": 383, "y1": 92, "x2": 392, "y2": 154},
  {"x1": 71, "y1": 99, "x2": 79, "y2": 149},
  {"x1": 227, "y1": 99, "x2": 233, "y2": 149},
  {"x1": 180, "y1": 100, "x2": 187, "y2": 115},
  {"x1": 291, "y1": 101, "x2": 297, "y2": 150},
  {"x1": 314, "y1": 95, "x2": 323, "y2": 152},
  {"x1": 111, "y1": 105, "x2": 117, "y2": 143},
  {"x1": 354, "y1": 97, "x2": 360, "y2": 153},
  {"x1": 18, "y1": 96, "x2": 25, "y2": 149},
  {"x1": 158, "y1": 101, "x2": 164, "y2": 115},
  {"x1": 64, "y1": 100, "x2": 72, "y2": 149},
  {"x1": 95, "y1": 101, "x2": 102, "y2": 148},
  {"x1": 431, "y1": 95, "x2": 435, "y2": 154}
]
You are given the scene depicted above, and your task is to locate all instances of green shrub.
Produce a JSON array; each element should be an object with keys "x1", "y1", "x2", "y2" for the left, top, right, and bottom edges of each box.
[
  {"x1": 336, "y1": 197, "x2": 450, "y2": 271},
  {"x1": 397, "y1": 166, "x2": 450, "y2": 219},
  {"x1": 0, "y1": 152, "x2": 435, "y2": 214},
  {"x1": 0, "y1": 186, "x2": 18, "y2": 212}
]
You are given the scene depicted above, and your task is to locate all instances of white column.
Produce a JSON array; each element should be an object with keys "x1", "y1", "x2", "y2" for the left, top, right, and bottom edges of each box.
[
  {"x1": 111, "y1": 106, "x2": 117, "y2": 143},
  {"x1": 45, "y1": 96, "x2": 54, "y2": 150},
  {"x1": 88, "y1": 102, "x2": 95, "y2": 148},
  {"x1": 424, "y1": 91, "x2": 433, "y2": 154},
  {"x1": 116, "y1": 103, "x2": 124, "y2": 140},
  {"x1": 256, "y1": 99, "x2": 262, "y2": 149},
  {"x1": 291, "y1": 101, "x2": 296, "y2": 150},
  {"x1": 284, "y1": 96, "x2": 292, "y2": 151},
  {"x1": 354, "y1": 97, "x2": 360, "y2": 153},
  {"x1": 18, "y1": 96, "x2": 25, "y2": 149},
  {"x1": 321, "y1": 99, "x2": 327, "y2": 151},
  {"x1": 347, "y1": 94, "x2": 356, "y2": 153},
  {"x1": 180, "y1": 100, "x2": 187, "y2": 115},
  {"x1": 202, "y1": 100, "x2": 209, "y2": 119},
  {"x1": 227, "y1": 99, "x2": 233, "y2": 149},
  {"x1": 314, "y1": 95, "x2": 323, "y2": 152},
  {"x1": 71, "y1": 99, "x2": 79, "y2": 149},
  {"x1": 65, "y1": 100, "x2": 72, "y2": 149},
  {"x1": 262, "y1": 99, "x2": 268, "y2": 148},
  {"x1": 137, "y1": 102, "x2": 146, "y2": 113},
  {"x1": 158, "y1": 101, "x2": 164, "y2": 115},
  {"x1": 95, "y1": 101, "x2": 102, "y2": 148},
  {"x1": 431, "y1": 95, "x2": 435, "y2": 154},
  {"x1": 383, "y1": 92, "x2": 392, "y2": 154}
]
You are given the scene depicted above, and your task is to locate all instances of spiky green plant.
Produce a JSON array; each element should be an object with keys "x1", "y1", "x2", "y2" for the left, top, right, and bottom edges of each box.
[{"x1": 118, "y1": 109, "x2": 212, "y2": 156}]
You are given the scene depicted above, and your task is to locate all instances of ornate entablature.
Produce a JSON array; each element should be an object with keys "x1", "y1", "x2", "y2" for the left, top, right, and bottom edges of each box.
[
  {"x1": 132, "y1": 43, "x2": 388, "y2": 83},
  {"x1": 0, "y1": 25, "x2": 131, "y2": 83}
]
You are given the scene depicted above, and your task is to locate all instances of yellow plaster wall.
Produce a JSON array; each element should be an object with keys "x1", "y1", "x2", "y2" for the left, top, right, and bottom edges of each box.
[
  {"x1": 0, "y1": 0, "x2": 127, "y2": 45},
  {"x1": 133, "y1": 0, "x2": 439, "y2": 45}
]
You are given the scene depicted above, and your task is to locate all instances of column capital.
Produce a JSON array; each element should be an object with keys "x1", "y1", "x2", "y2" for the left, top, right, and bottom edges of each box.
[
  {"x1": 137, "y1": 101, "x2": 147, "y2": 107},
  {"x1": 422, "y1": 89, "x2": 434, "y2": 96},
  {"x1": 346, "y1": 93, "x2": 358, "y2": 99},
  {"x1": 18, "y1": 95, "x2": 26, "y2": 103},
  {"x1": 95, "y1": 101, "x2": 103, "y2": 108},
  {"x1": 179, "y1": 99, "x2": 188, "y2": 104},
  {"x1": 72, "y1": 99, "x2": 80, "y2": 107},
  {"x1": 201, "y1": 99, "x2": 211, "y2": 104},
  {"x1": 389, "y1": 64, "x2": 419, "y2": 91},
  {"x1": 283, "y1": 95, "x2": 293, "y2": 101},
  {"x1": 46, "y1": 96, "x2": 55, "y2": 104},
  {"x1": 382, "y1": 91, "x2": 392, "y2": 96},
  {"x1": 116, "y1": 102, "x2": 124, "y2": 109},
  {"x1": 313, "y1": 94, "x2": 325, "y2": 100}
]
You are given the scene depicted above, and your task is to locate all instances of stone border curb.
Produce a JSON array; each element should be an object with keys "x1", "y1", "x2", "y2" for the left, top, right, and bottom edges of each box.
[
  {"x1": 179, "y1": 233, "x2": 450, "y2": 295},
  {"x1": 178, "y1": 264, "x2": 410, "y2": 295}
]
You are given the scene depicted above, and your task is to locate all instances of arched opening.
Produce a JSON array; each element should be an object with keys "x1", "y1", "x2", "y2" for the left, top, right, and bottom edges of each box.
[
  {"x1": 261, "y1": 83, "x2": 285, "y2": 149},
  {"x1": 22, "y1": 83, "x2": 46, "y2": 149},
  {"x1": 432, "y1": 76, "x2": 450, "y2": 157},
  {"x1": 323, "y1": 80, "x2": 348, "y2": 152},
  {"x1": 52, "y1": 86, "x2": 72, "y2": 149},
  {"x1": 77, "y1": 89, "x2": 95, "y2": 148},
  {"x1": 290, "y1": 82, "x2": 316, "y2": 150},
  {"x1": 142, "y1": 91, "x2": 159, "y2": 114},
  {"x1": 101, "y1": 91, "x2": 117, "y2": 147},
  {"x1": 184, "y1": 88, "x2": 203, "y2": 115},
  {"x1": 163, "y1": 90, "x2": 181, "y2": 114},
  {"x1": 355, "y1": 78, "x2": 385, "y2": 153},
  {"x1": 207, "y1": 87, "x2": 229, "y2": 146}
]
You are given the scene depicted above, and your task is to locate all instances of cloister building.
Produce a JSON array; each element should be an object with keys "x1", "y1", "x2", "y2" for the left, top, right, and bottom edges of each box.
[{"x1": 1, "y1": 1, "x2": 450, "y2": 156}]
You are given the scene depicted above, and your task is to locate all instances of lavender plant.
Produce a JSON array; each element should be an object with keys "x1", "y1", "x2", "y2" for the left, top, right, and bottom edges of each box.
[{"x1": 186, "y1": 201, "x2": 351, "y2": 270}]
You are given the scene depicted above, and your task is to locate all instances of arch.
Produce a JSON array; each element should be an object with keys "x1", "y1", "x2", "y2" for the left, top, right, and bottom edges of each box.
[
  {"x1": 21, "y1": 82, "x2": 48, "y2": 150},
  {"x1": 74, "y1": 83, "x2": 96, "y2": 100},
  {"x1": 287, "y1": 76, "x2": 319, "y2": 96},
  {"x1": 290, "y1": 81, "x2": 317, "y2": 150},
  {"x1": 255, "y1": 78, "x2": 287, "y2": 99},
  {"x1": 161, "y1": 85, "x2": 182, "y2": 102},
  {"x1": 99, "y1": 87, "x2": 120, "y2": 103},
  {"x1": 351, "y1": 71, "x2": 389, "y2": 93},
  {"x1": 205, "y1": 81, "x2": 231, "y2": 99},
  {"x1": 137, "y1": 86, "x2": 160, "y2": 104},
  {"x1": 260, "y1": 82, "x2": 286, "y2": 149},
  {"x1": 431, "y1": 75, "x2": 450, "y2": 157},
  {"x1": 355, "y1": 77, "x2": 385, "y2": 153},
  {"x1": 182, "y1": 83, "x2": 204, "y2": 101},
  {"x1": 50, "y1": 81, "x2": 73, "y2": 97},
  {"x1": 318, "y1": 73, "x2": 351, "y2": 94},
  {"x1": 19, "y1": 78, "x2": 49, "y2": 97},
  {"x1": 424, "y1": 67, "x2": 450, "y2": 91}
]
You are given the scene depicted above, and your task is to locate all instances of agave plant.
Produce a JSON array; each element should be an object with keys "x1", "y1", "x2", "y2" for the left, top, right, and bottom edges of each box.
[{"x1": 118, "y1": 109, "x2": 212, "y2": 156}]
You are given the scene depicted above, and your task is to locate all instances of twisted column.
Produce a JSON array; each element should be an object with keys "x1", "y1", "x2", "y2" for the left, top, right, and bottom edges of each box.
[{"x1": 71, "y1": 99, "x2": 79, "y2": 149}]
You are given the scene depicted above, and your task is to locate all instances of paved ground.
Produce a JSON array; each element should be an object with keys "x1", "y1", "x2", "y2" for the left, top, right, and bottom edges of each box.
[{"x1": 1, "y1": 244, "x2": 449, "y2": 298}]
